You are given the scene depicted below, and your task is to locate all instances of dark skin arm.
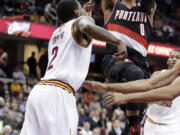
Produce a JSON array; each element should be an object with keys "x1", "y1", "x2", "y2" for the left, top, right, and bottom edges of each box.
[
  {"x1": 148, "y1": 2, "x2": 157, "y2": 24},
  {"x1": 101, "y1": 0, "x2": 114, "y2": 22},
  {"x1": 73, "y1": 16, "x2": 127, "y2": 60}
]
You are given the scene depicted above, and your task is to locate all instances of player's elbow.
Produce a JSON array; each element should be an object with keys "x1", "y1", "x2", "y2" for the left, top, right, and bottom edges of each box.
[
  {"x1": 78, "y1": 21, "x2": 91, "y2": 33},
  {"x1": 78, "y1": 18, "x2": 95, "y2": 34}
]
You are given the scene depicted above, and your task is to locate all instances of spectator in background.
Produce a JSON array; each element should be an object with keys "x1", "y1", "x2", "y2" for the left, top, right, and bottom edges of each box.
[
  {"x1": 0, "y1": 49, "x2": 8, "y2": 78},
  {"x1": 109, "y1": 120, "x2": 122, "y2": 135},
  {"x1": 27, "y1": 52, "x2": 37, "y2": 77},
  {"x1": 44, "y1": 0, "x2": 56, "y2": 24},
  {"x1": 92, "y1": 127, "x2": 101, "y2": 135},
  {"x1": 0, "y1": 83, "x2": 9, "y2": 98},
  {"x1": 16, "y1": 0, "x2": 35, "y2": 15},
  {"x1": 0, "y1": 103, "x2": 10, "y2": 116},
  {"x1": 39, "y1": 51, "x2": 48, "y2": 77},
  {"x1": 0, "y1": 97, "x2": 5, "y2": 108},
  {"x1": 4, "y1": 91, "x2": 10, "y2": 104},
  {"x1": 78, "y1": 108, "x2": 89, "y2": 127},
  {"x1": 24, "y1": 79, "x2": 32, "y2": 94},
  {"x1": 81, "y1": 122, "x2": 93, "y2": 135},
  {"x1": 88, "y1": 111, "x2": 98, "y2": 130},
  {"x1": 12, "y1": 66, "x2": 26, "y2": 80},
  {"x1": 1, "y1": 125, "x2": 12, "y2": 135},
  {"x1": 25, "y1": 0, "x2": 35, "y2": 14},
  {"x1": 162, "y1": 20, "x2": 175, "y2": 40},
  {"x1": 10, "y1": 79, "x2": 22, "y2": 94},
  {"x1": 10, "y1": 103, "x2": 23, "y2": 129},
  {"x1": 18, "y1": 98, "x2": 26, "y2": 114}
]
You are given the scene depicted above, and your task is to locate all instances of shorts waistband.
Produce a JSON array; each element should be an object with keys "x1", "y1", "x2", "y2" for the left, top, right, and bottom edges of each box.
[
  {"x1": 147, "y1": 117, "x2": 166, "y2": 125},
  {"x1": 38, "y1": 80, "x2": 75, "y2": 96}
]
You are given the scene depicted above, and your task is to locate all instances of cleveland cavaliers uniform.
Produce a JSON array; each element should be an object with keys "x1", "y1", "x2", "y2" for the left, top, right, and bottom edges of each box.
[
  {"x1": 21, "y1": 19, "x2": 92, "y2": 135},
  {"x1": 101, "y1": 0, "x2": 152, "y2": 123},
  {"x1": 144, "y1": 72, "x2": 180, "y2": 135}
]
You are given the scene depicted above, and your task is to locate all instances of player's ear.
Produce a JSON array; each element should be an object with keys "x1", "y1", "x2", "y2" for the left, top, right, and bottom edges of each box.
[
  {"x1": 74, "y1": 9, "x2": 80, "y2": 17},
  {"x1": 167, "y1": 59, "x2": 170, "y2": 66}
]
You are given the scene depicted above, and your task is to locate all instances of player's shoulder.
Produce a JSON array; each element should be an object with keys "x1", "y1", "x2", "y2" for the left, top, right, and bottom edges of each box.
[{"x1": 151, "y1": 69, "x2": 167, "y2": 77}]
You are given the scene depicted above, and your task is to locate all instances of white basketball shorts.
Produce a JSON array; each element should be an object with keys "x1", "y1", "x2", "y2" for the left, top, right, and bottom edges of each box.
[{"x1": 20, "y1": 85, "x2": 78, "y2": 135}]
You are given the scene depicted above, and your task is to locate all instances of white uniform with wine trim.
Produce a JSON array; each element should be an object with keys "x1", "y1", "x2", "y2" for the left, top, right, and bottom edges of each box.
[
  {"x1": 144, "y1": 71, "x2": 180, "y2": 135},
  {"x1": 20, "y1": 19, "x2": 92, "y2": 135}
]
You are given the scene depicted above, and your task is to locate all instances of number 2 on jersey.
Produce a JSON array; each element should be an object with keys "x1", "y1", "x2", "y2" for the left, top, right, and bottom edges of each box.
[{"x1": 47, "y1": 46, "x2": 58, "y2": 70}]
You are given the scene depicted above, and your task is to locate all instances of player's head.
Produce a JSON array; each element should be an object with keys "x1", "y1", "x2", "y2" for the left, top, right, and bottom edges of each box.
[
  {"x1": 167, "y1": 49, "x2": 180, "y2": 69},
  {"x1": 57, "y1": 0, "x2": 86, "y2": 23},
  {"x1": 0, "y1": 49, "x2": 8, "y2": 67},
  {"x1": 112, "y1": 120, "x2": 120, "y2": 128}
]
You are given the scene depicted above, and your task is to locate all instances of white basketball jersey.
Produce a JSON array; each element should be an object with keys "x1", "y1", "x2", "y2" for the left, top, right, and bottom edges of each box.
[
  {"x1": 147, "y1": 70, "x2": 180, "y2": 124},
  {"x1": 147, "y1": 97, "x2": 180, "y2": 124},
  {"x1": 42, "y1": 19, "x2": 92, "y2": 91}
]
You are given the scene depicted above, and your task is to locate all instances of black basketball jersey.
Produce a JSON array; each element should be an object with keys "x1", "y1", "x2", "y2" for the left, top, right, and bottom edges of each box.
[{"x1": 105, "y1": 0, "x2": 152, "y2": 57}]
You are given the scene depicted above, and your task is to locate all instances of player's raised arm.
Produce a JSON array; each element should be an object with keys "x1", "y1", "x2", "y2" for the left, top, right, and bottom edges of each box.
[
  {"x1": 73, "y1": 16, "x2": 127, "y2": 60},
  {"x1": 101, "y1": 0, "x2": 114, "y2": 22},
  {"x1": 74, "y1": 16, "x2": 120, "y2": 45},
  {"x1": 101, "y1": 0, "x2": 114, "y2": 12}
]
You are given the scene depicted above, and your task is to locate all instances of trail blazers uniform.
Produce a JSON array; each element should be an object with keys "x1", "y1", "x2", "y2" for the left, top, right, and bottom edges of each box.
[
  {"x1": 101, "y1": 0, "x2": 152, "y2": 121},
  {"x1": 20, "y1": 19, "x2": 92, "y2": 135}
]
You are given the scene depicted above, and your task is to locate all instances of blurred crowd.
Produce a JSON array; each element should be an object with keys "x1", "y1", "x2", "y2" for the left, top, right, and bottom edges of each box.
[
  {"x1": 0, "y1": 77, "x2": 37, "y2": 135},
  {"x1": 0, "y1": 0, "x2": 179, "y2": 45},
  {"x1": 76, "y1": 88, "x2": 126, "y2": 135},
  {"x1": 152, "y1": 0, "x2": 180, "y2": 45}
]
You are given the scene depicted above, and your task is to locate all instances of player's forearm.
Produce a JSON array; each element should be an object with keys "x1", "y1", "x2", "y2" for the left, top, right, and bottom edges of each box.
[
  {"x1": 106, "y1": 79, "x2": 152, "y2": 94},
  {"x1": 125, "y1": 87, "x2": 174, "y2": 103},
  {"x1": 81, "y1": 23, "x2": 120, "y2": 46},
  {"x1": 149, "y1": 68, "x2": 180, "y2": 89},
  {"x1": 106, "y1": 68, "x2": 180, "y2": 94},
  {"x1": 101, "y1": 0, "x2": 114, "y2": 11},
  {"x1": 124, "y1": 80, "x2": 180, "y2": 103}
]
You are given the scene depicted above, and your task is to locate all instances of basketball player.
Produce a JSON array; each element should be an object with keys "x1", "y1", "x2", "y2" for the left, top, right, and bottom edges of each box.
[
  {"x1": 100, "y1": 0, "x2": 156, "y2": 134},
  {"x1": 143, "y1": 50, "x2": 180, "y2": 135},
  {"x1": 83, "y1": 50, "x2": 180, "y2": 134},
  {"x1": 20, "y1": 0, "x2": 127, "y2": 135}
]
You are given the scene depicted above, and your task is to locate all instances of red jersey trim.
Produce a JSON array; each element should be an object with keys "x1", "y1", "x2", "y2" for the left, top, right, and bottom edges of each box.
[{"x1": 106, "y1": 23, "x2": 148, "y2": 50}]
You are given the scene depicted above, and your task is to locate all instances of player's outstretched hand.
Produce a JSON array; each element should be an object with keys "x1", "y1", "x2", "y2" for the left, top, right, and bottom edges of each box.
[
  {"x1": 83, "y1": 80, "x2": 107, "y2": 93},
  {"x1": 113, "y1": 41, "x2": 127, "y2": 64},
  {"x1": 83, "y1": 0, "x2": 94, "y2": 16},
  {"x1": 103, "y1": 92, "x2": 128, "y2": 107}
]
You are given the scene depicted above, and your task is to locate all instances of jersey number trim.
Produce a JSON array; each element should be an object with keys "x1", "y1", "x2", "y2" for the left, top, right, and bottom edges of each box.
[{"x1": 47, "y1": 46, "x2": 58, "y2": 70}]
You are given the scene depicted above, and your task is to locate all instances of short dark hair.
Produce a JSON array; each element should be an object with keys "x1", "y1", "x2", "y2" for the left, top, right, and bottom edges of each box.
[
  {"x1": 172, "y1": 49, "x2": 180, "y2": 53},
  {"x1": 57, "y1": 0, "x2": 78, "y2": 23},
  {"x1": 170, "y1": 49, "x2": 180, "y2": 55}
]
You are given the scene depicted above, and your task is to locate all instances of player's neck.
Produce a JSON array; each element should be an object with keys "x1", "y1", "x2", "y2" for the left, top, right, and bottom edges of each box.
[{"x1": 122, "y1": 0, "x2": 136, "y2": 8}]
